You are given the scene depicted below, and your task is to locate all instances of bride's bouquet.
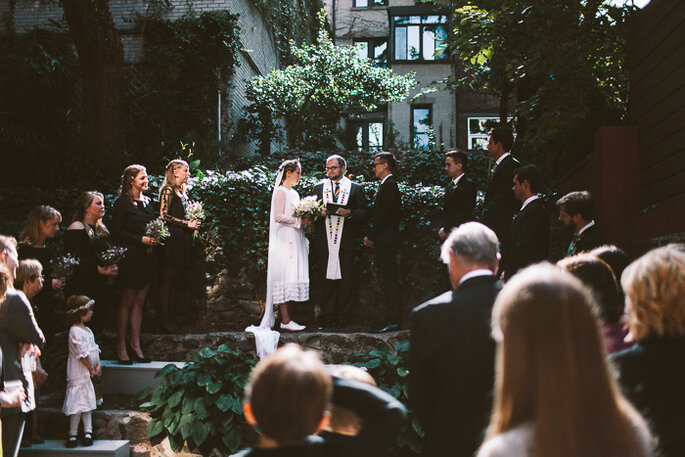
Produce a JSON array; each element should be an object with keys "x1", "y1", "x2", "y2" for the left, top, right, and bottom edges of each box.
[{"x1": 293, "y1": 196, "x2": 323, "y2": 220}]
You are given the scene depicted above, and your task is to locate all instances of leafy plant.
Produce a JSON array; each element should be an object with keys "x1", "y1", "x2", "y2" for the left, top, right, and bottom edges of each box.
[
  {"x1": 351, "y1": 340, "x2": 423, "y2": 455},
  {"x1": 141, "y1": 344, "x2": 255, "y2": 455}
]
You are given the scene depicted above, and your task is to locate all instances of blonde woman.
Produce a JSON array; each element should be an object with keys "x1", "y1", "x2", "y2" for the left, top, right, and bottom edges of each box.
[
  {"x1": 18, "y1": 206, "x2": 63, "y2": 341},
  {"x1": 65, "y1": 191, "x2": 118, "y2": 333},
  {"x1": 157, "y1": 160, "x2": 200, "y2": 333},
  {"x1": 611, "y1": 245, "x2": 685, "y2": 457},
  {"x1": 478, "y1": 264, "x2": 652, "y2": 457},
  {"x1": 111, "y1": 165, "x2": 157, "y2": 364}
]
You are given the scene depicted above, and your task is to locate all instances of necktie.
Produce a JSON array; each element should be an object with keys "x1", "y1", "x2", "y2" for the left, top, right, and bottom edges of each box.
[
  {"x1": 567, "y1": 235, "x2": 580, "y2": 255},
  {"x1": 334, "y1": 183, "x2": 340, "y2": 202}
]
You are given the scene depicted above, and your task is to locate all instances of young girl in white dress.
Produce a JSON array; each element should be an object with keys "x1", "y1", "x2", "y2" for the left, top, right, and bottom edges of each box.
[{"x1": 63, "y1": 295, "x2": 101, "y2": 448}]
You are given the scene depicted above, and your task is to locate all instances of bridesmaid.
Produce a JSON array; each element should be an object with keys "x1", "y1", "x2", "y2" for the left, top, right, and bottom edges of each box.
[
  {"x1": 111, "y1": 165, "x2": 158, "y2": 364},
  {"x1": 65, "y1": 191, "x2": 118, "y2": 333},
  {"x1": 17, "y1": 205, "x2": 64, "y2": 342},
  {"x1": 157, "y1": 160, "x2": 200, "y2": 333}
]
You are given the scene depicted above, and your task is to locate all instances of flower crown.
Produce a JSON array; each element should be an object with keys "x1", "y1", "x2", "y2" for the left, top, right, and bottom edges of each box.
[{"x1": 67, "y1": 299, "x2": 95, "y2": 314}]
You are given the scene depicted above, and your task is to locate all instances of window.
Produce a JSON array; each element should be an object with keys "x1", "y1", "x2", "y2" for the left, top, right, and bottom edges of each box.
[
  {"x1": 353, "y1": 0, "x2": 387, "y2": 7},
  {"x1": 354, "y1": 121, "x2": 384, "y2": 152},
  {"x1": 412, "y1": 105, "x2": 432, "y2": 151},
  {"x1": 393, "y1": 15, "x2": 447, "y2": 61},
  {"x1": 467, "y1": 116, "x2": 515, "y2": 150},
  {"x1": 353, "y1": 39, "x2": 388, "y2": 67}
]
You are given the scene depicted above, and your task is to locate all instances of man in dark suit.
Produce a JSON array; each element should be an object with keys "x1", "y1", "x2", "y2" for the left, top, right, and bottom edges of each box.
[
  {"x1": 409, "y1": 222, "x2": 502, "y2": 457},
  {"x1": 438, "y1": 150, "x2": 477, "y2": 241},
  {"x1": 364, "y1": 152, "x2": 402, "y2": 332},
  {"x1": 312, "y1": 155, "x2": 368, "y2": 328},
  {"x1": 502, "y1": 164, "x2": 550, "y2": 280},
  {"x1": 556, "y1": 190, "x2": 605, "y2": 256},
  {"x1": 480, "y1": 126, "x2": 519, "y2": 264}
]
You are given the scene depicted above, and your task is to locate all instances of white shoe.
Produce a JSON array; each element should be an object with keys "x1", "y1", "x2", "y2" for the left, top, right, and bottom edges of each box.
[{"x1": 280, "y1": 321, "x2": 306, "y2": 332}]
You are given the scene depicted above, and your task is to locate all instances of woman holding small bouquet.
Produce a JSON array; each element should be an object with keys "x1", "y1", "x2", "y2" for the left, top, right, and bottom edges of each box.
[
  {"x1": 247, "y1": 160, "x2": 316, "y2": 357},
  {"x1": 65, "y1": 192, "x2": 120, "y2": 333},
  {"x1": 111, "y1": 165, "x2": 157, "y2": 364},
  {"x1": 157, "y1": 159, "x2": 201, "y2": 333}
]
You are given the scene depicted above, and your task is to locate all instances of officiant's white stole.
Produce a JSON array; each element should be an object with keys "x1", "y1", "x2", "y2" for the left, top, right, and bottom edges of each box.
[{"x1": 322, "y1": 177, "x2": 352, "y2": 279}]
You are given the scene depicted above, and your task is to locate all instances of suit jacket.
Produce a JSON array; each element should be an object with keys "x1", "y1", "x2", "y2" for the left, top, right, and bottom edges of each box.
[
  {"x1": 504, "y1": 198, "x2": 549, "y2": 280},
  {"x1": 567, "y1": 223, "x2": 605, "y2": 255},
  {"x1": 367, "y1": 175, "x2": 402, "y2": 247},
  {"x1": 409, "y1": 275, "x2": 502, "y2": 457},
  {"x1": 480, "y1": 155, "x2": 519, "y2": 244},
  {"x1": 611, "y1": 337, "x2": 685, "y2": 457},
  {"x1": 441, "y1": 175, "x2": 477, "y2": 232},
  {"x1": 312, "y1": 180, "x2": 368, "y2": 254}
]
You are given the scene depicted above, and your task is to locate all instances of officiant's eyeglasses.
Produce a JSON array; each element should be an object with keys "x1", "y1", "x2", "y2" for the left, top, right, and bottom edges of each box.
[{"x1": 325, "y1": 166, "x2": 341, "y2": 171}]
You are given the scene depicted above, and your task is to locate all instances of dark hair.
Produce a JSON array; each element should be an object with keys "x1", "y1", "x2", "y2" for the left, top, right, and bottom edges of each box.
[
  {"x1": 591, "y1": 245, "x2": 630, "y2": 283},
  {"x1": 279, "y1": 159, "x2": 301, "y2": 184},
  {"x1": 557, "y1": 253, "x2": 624, "y2": 323},
  {"x1": 489, "y1": 126, "x2": 514, "y2": 152},
  {"x1": 514, "y1": 164, "x2": 543, "y2": 194},
  {"x1": 373, "y1": 152, "x2": 397, "y2": 173},
  {"x1": 556, "y1": 191, "x2": 594, "y2": 220},
  {"x1": 65, "y1": 295, "x2": 93, "y2": 325},
  {"x1": 445, "y1": 150, "x2": 468, "y2": 170},
  {"x1": 245, "y1": 344, "x2": 332, "y2": 443}
]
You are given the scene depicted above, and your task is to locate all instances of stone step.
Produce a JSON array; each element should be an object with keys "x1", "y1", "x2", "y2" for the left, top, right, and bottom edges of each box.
[
  {"x1": 101, "y1": 360, "x2": 186, "y2": 395},
  {"x1": 18, "y1": 440, "x2": 129, "y2": 457}
]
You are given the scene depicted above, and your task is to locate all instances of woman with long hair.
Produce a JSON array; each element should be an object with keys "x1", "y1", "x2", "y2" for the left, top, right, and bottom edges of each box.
[
  {"x1": 65, "y1": 191, "x2": 118, "y2": 333},
  {"x1": 157, "y1": 159, "x2": 200, "y2": 333},
  {"x1": 17, "y1": 206, "x2": 63, "y2": 343},
  {"x1": 111, "y1": 165, "x2": 158, "y2": 364},
  {"x1": 478, "y1": 264, "x2": 652, "y2": 457}
]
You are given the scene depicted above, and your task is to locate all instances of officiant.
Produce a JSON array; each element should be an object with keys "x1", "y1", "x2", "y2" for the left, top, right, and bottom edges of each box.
[{"x1": 312, "y1": 155, "x2": 368, "y2": 328}]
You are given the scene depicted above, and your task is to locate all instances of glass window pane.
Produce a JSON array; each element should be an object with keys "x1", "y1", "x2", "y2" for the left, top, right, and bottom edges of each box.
[
  {"x1": 407, "y1": 25, "x2": 420, "y2": 60},
  {"x1": 434, "y1": 25, "x2": 447, "y2": 59},
  {"x1": 355, "y1": 0, "x2": 368, "y2": 7},
  {"x1": 413, "y1": 108, "x2": 430, "y2": 133},
  {"x1": 373, "y1": 0, "x2": 388, "y2": 5},
  {"x1": 394, "y1": 16, "x2": 411, "y2": 25},
  {"x1": 424, "y1": 15, "x2": 442, "y2": 24},
  {"x1": 356, "y1": 125, "x2": 364, "y2": 150},
  {"x1": 355, "y1": 41, "x2": 369, "y2": 60},
  {"x1": 374, "y1": 41, "x2": 388, "y2": 67},
  {"x1": 423, "y1": 27, "x2": 435, "y2": 60},
  {"x1": 415, "y1": 133, "x2": 430, "y2": 151},
  {"x1": 369, "y1": 122, "x2": 383, "y2": 150},
  {"x1": 395, "y1": 27, "x2": 407, "y2": 60},
  {"x1": 408, "y1": 16, "x2": 421, "y2": 24}
]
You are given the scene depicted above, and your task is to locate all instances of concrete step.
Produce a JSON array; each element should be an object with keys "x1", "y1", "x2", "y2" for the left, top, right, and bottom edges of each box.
[
  {"x1": 101, "y1": 360, "x2": 186, "y2": 395},
  {"x1": 18, "y1": 439, "x2": 129, "y2": 457}
]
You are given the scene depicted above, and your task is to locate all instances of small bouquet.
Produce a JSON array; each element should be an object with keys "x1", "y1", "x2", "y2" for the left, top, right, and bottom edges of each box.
[
  {"x1": 50, "y1": 254, "x2": 80, "y2": 279},
  {"x1": 293, "y1": 196, "x2": 323, "y2": 235},
  {"x1": 144, "y1": 218, "x2": 170, "y2": 253},
  {"x1": 97, "y1": 246, "x2": 127, "y2": 267},
  {"x1": 185, "y1": 200, "x2": 205, "y2": 239}
]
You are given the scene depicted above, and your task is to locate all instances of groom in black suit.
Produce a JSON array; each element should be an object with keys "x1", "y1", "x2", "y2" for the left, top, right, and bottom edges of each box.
[
  {"x1": 312, "y1": 155, "x2": 368, "y2": 328},
  {"x1": 502, "y1": 164, "x2": 549, "y2": 280},
  {"x1": 438, "y1": 150, "x2": 477, "y2": 240},
  {"x1": 364, "y1": 152, "x2": 402, "y2": 332},
  {"x1": 410, "y1": 222, "x2": 502, "y2": 457}
]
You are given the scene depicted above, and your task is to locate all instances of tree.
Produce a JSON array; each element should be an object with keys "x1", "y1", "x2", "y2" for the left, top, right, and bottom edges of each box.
[
  {"x1": 245, "y1": 11, "x2": 416, "y2": 151},
  {"x1": 62, "y1": 0, "x2": 124, "y2": 172},
  {"x1": 446, "y1": 0, "x2": 635, "y2": 178}
]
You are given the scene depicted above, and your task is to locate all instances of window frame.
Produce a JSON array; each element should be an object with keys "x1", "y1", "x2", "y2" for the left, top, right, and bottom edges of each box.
[
  {"x1": 466, "y1": 116, "x2": 515, "y2": 151},
  {"x1": 353, "y1": 119, "x2": 385, "y2": 153},
  {"x1": 353, "y1": 38, "x2": 389, "y2": 67},
  {"x1": 411, "y1": 104, "x2": 433, "y2": 152},
  {"x1": 390, "y1": 13, "x2": 449, "y2": 63},
  {"x1": 353, "y1": 0, "x2": 387, "y2": 9}
]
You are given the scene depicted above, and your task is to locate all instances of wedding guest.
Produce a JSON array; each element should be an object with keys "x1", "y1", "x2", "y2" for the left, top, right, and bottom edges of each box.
[
  {"x1": 591, "y1": 244, "x2": 631, "y2": 301},
  {"x1": 477, "y1": 264, "x2": 651, "y2": 457},
  {"x1": 111, "y1": 165, "x2": 157, "y2": 364},
  {"x1": 0, "y1": 235, "x2": 45, "y2": 457},
  {"x1": 17, "y1": 206, "x2": 64, "y2": 342},
  {"x1": 158, "y1": 160, "x2": 200, "y2": 333},
  {"x1": 230, "y1": 344, "x2": 406, "y2": 457},
  {"x1": 438, "y1": 150, "x2": 476, "y2": 240},
  {"x1": 611, "y1": 245, "x2": 685, "y2": 457},
  {"x1": 556, "y1": 191, "x2": 605, "y2": 255},
  {"x1": 65, "y1": 191, "x2": 118, "y2": 333},
  {"x1": 557, "y1": 253, "x2": 632, "y2": 354}
]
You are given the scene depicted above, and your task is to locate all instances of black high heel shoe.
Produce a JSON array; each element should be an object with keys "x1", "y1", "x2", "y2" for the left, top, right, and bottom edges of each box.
[{"x1": 128, "y1": 344, "x2": 151, "y2": 363}]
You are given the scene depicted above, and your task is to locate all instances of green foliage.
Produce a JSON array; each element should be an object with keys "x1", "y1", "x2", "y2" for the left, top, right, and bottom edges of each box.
[
  {"x1": 141, "y1": 344, "x2": 255, "y2": 455},
  {"x1": 446, "y1": 0, "x2": 635, "y2": 180},
  {"x1": 245, "y1": 11, "x2": 416, "y2": 151},
  {"x1": 128, "y1": 10, "x2": 241, "y2": 168},
  {"x1": 352, "y1": 340, "x2": 423, "y2": 455}
]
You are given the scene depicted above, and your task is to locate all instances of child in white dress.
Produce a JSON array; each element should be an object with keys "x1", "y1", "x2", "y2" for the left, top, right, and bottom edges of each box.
[{"x1": 62, "y1": 295, "x2": 101, "y2": 448}]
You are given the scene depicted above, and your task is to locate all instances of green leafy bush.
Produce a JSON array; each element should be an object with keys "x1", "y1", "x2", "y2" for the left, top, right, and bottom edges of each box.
[{"x1": 141, "y1": 344, "x2": 255, "y2": 455}]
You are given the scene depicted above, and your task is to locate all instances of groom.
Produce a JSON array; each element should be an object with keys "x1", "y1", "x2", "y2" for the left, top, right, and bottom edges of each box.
[{"x1": 312, "y1": 155, "x2": 368, "y2": 328}]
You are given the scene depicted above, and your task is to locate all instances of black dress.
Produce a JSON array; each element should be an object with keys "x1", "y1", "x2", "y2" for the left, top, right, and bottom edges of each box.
[
  {"x1": 111, "y1": 195, "x2": 156, "y2": 289},
  {"x1": 159, "y1": 186, "x2": 193, "y2": 269},
  {"x1": 17, "y1": 244, "x2": 58, "y2": 341}
]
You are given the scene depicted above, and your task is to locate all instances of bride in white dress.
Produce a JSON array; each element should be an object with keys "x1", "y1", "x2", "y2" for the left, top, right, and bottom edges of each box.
[{"x1": 246, "y1": 160, "x2": 310, "y2": 357}]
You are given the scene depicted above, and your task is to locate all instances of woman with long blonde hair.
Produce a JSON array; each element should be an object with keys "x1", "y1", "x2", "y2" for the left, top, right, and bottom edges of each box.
[
  {"x1": 111, "y1": 165, "x2": 158, "y2": 364},
  {"x1": 478, "y1": 264, "x2": 652, "y2": 457},
  {"x1": 157, "y1": 159, "x2": 200, "y2": 333}
]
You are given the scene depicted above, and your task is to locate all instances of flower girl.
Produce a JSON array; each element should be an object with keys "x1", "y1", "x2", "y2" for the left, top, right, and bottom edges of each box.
[{"x1": 62, "y1": 295, "x2": 101, "y2": 448}]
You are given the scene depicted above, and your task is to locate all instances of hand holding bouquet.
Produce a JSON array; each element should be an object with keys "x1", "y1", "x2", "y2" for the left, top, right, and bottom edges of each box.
[
  {"x1": 98, "y1": 246, "x2": 127, "y2": 267},
  {"x1": 144, "y1": 218, "x2": 170, "y2": 253},
  {"x1": 50, "y1": 254, "x2": 80, "y2": 279},
  {"x1": 185, "y1": 200, "x2": 205, "y2": 238},
  {"x1": 293, "y1": 196, "x2": 323, "y2": 222}
]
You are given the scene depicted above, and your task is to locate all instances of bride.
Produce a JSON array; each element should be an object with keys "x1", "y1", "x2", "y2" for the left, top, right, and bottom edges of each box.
[{"x1": 246, "y1": 160, "x2": 310, "y2": 357}]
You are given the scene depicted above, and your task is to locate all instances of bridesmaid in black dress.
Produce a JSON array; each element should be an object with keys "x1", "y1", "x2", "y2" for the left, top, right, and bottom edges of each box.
[
  {"x1": 17, "y1": 205, "x2": 64, "y2": 343},
  {"x1": 64, "y1": 191, "x2": 118, "y2": 333},
  {"x1": 111, "y1": 165, "x2": 158, "y2": 364},
  {"x1": 158, "y1": 160, "x2": 200, "y2": 333}
]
